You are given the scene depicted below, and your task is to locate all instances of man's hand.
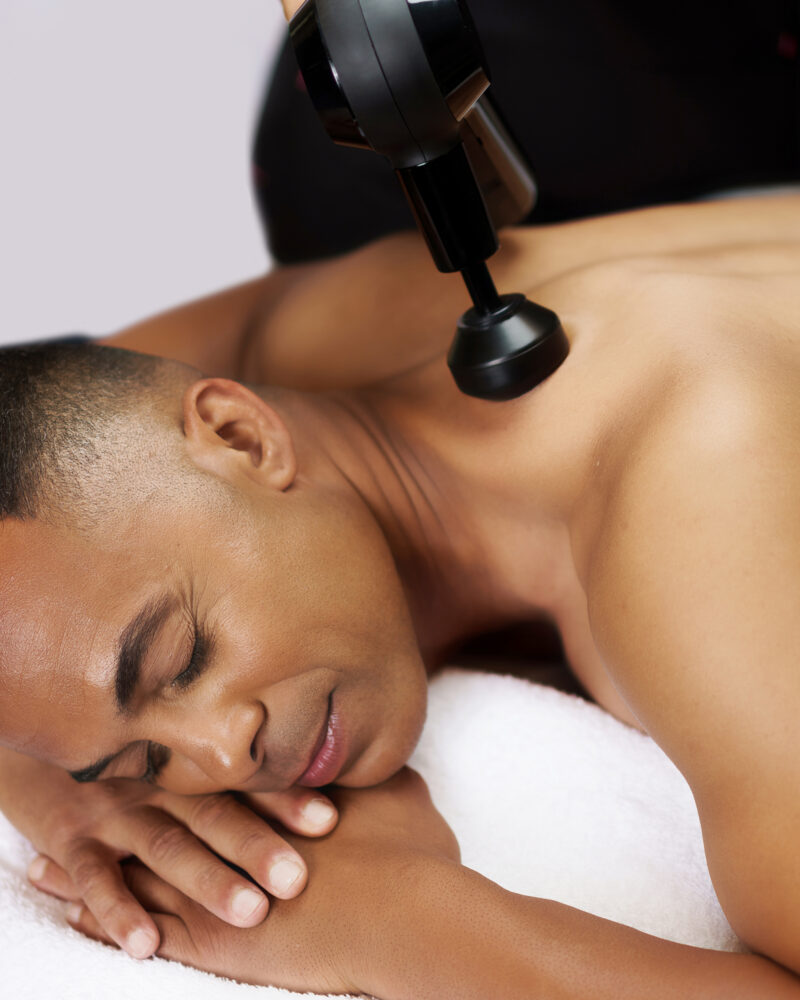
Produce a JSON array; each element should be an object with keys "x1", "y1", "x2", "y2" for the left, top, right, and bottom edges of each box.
[
  {"x1": 0, "y1": 750, "x2": 336, "y2": 960},
  {"x1": 56, "y1": 765, "x2": 800, "y2": 1000},
  {"x1": 66, "y1": 768, "x2": 459, "y2": 995}
]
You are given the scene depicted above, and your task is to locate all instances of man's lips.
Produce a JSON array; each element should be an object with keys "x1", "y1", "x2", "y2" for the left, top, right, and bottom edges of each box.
[{"x1": 297, "y1": 693, "x2": 347, "y2": 787}]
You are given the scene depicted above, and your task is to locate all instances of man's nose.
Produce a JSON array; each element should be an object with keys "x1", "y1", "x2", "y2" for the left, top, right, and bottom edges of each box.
[{"x1": 159, "y1": 697, "x2": 264, "y2": 787}]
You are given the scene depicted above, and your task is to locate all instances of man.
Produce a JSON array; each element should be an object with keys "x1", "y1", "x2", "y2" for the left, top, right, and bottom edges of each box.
[{"x1": 1, "y1": 195, "x2": 800, "y2": 997}]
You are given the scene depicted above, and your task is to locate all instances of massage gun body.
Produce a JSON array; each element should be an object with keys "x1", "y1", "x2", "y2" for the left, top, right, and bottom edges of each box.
[{"x1": 290, "y1": 0, "x2": 569, "y2": 400}]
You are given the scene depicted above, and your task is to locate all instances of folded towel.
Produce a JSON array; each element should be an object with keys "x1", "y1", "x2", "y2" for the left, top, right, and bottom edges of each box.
[{"x1": 0, "y1": 668, "x2": 741, "y2": 999}]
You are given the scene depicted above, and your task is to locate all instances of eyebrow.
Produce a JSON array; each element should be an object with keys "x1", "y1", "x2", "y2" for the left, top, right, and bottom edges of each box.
[
  {"x1": 114, "y1": 594, "x2": 174, "y2": 713},
  {"x1": 67, "y1": 593, "x2": 175, "y2": 783}
]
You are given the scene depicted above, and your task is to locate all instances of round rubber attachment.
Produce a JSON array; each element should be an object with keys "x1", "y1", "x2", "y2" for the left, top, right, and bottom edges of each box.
[{"x1": 447, "y1": 294, "x2": 569, "y2": 400}]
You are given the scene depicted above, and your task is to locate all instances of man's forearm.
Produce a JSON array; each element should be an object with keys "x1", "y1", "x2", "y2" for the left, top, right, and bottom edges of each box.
[{"x1": 367, "y1": 858, "x2": 800, "y2": 1000}]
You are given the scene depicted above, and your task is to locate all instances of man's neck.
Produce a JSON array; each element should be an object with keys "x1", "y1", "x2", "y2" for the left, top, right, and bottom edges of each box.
[{"x1": 266, "y1": 383, "x2": 588, "y2": 663}]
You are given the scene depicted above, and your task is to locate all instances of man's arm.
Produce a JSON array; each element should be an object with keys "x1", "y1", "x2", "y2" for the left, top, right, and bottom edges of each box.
[
  {"x1": 69, "y1": 770, "x2": 800, "y2": 998},
  {"x1": 374, "y1": 862, "x2": 800, "y2": 1000},
  {"x1": 587, "y1": 369, "x2": 800, "y2": 972}
]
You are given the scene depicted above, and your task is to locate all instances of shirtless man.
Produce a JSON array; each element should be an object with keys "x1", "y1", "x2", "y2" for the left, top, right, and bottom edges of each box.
[{"x1": 1, "y1": 194, "x2": 800, "y2": 998}]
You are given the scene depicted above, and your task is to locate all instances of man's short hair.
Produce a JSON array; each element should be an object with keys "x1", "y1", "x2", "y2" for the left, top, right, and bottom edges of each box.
[{"x1": 0, "y1": 341, "x2": 177, "y2": 524}]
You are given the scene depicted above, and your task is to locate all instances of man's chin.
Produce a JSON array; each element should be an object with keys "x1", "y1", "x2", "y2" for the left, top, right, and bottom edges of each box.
[
  {"x1": 332, "y1": 760, "x2": 404, "y2": 789},
  {"x1": 335, "y1": 722, "x2": 426, "y2": 790}
]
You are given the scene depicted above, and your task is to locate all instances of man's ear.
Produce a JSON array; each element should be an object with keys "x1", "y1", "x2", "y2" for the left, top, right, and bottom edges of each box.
[{"x1": 182, "y1": 378, "x2": 296, "y2": 490}]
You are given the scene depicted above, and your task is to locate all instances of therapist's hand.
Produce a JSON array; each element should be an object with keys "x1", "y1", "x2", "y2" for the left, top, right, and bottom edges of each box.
[
  {"x1": 280, "y1": 0, "x2": 306, "y2": 21},
  {"x1": 0, "y1": 749, "x2": 336, "y2": 960}
]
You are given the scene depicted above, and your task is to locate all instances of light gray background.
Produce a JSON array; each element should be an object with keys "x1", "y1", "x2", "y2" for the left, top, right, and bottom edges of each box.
[{"x1": 0, "y1": 2, "x2": 286, "y2": 346}]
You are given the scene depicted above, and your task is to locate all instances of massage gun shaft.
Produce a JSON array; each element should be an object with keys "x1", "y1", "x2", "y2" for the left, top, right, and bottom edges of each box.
[{"x1": 460, "y1": 261, "x2": 503, "y2": 317}]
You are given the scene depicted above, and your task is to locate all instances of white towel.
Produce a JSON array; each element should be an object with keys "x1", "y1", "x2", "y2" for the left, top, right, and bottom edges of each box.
[{"x1": 0, "y1": 668, "x2": 742, "y2": 999}]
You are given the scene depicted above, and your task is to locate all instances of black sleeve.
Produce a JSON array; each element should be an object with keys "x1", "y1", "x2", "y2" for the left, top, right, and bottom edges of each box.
[{"x1": 253, "y1": 0, "x2": 800, "y2": 264}]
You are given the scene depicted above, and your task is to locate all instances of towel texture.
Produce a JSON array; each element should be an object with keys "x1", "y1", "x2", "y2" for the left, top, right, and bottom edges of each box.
[{"x1": 0, "y1": 668, "x2": 741, "y2": 998}]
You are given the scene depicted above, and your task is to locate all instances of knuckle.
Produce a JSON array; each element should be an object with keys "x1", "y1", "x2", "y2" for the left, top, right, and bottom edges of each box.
[
  {"x1": 144, "y1": 822, "x2": 189, "y2": 866},
  {"x1": 66, "y1": 849, "x2": 107, "y2": 889},
  {"x1": 192, "y1": 859, "x2": 229, "y2": 897},
  {"x1": 91, "y1": 891, "x2": 131, "y2": 929},
  {"x1": 188, "y1": 793, "x2": 233, "y2": 829},
  {"x1": 234, "y1": 827, "x2": 274, "y2": 861}
]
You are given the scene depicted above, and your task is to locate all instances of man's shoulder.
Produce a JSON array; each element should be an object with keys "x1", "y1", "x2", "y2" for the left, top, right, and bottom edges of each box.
[
  {"x1": 584, "y1": 363, "x2": 800, "y2": 762},
  {"x1": 598, "y1": 349, "x2": 800, "y2": 541}
]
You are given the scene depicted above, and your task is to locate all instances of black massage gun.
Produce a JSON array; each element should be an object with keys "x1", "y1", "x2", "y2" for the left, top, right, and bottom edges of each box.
[{"x1": 289, "y1": 0, "x2": 569, "y2": 400}]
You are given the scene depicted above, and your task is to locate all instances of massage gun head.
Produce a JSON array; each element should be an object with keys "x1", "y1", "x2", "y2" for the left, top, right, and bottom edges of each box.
[
  {"x1": 290, "y1": 0, "x2": 569, "y2": 400},
  {"x1": 448, "y1": 293, "x2": 570, "y2": 401}
]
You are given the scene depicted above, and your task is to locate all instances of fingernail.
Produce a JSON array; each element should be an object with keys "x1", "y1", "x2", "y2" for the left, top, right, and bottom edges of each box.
[
  {"x1": 27, "y1": 856, "x2": 48, "y2": 882},
  {"x1": 269, "y1": 857, "x2": 303, "y2": 894},
  {"x1": 126, "y1": 928, "x2": 156, "y2": 959},
  {"x1": 302, "y1": 798, "x2": 336, "y2": 829},
  {"x1": 65, "y1": 902, "x2": 83, "y2": 924},
  {"x1": 231, "y1": 886, "x2": 266, "y2": 921}
]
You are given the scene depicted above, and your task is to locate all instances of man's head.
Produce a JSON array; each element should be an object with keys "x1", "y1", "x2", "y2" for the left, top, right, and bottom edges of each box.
[{"x1": 0, "y1": 343, "x2": 427, "y2": 793}]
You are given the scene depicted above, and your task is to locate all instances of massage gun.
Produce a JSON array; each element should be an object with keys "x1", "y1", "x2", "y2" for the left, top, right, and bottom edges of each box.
[{"x1": 289, "y1": 0, "x2": 569, "y2": 400}]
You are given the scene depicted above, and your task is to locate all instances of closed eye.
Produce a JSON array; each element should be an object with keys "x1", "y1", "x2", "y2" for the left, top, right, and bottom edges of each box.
[
  {"x1": 173, "y1": 623, "x2": 210, "y2": 690},
  {"x1": 140, "y1": 623, "x2": 212, "y2": 783}
]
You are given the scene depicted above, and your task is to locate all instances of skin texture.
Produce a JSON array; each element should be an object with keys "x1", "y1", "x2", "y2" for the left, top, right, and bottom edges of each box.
[
  {"x1": 0, "y1": 377, "x2": 428, "y2": 957},
  {"x1": 0, "y1": 380, "x2": 428, "y2": 793},
  {"x1": 2, "y1": 194, "x2": 800, "y2": 995}
]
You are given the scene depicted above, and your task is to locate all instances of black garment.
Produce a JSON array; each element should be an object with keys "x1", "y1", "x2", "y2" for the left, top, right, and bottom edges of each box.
[{"x1": 253, "y1": 0, "x2": 800, "y2": 264}]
